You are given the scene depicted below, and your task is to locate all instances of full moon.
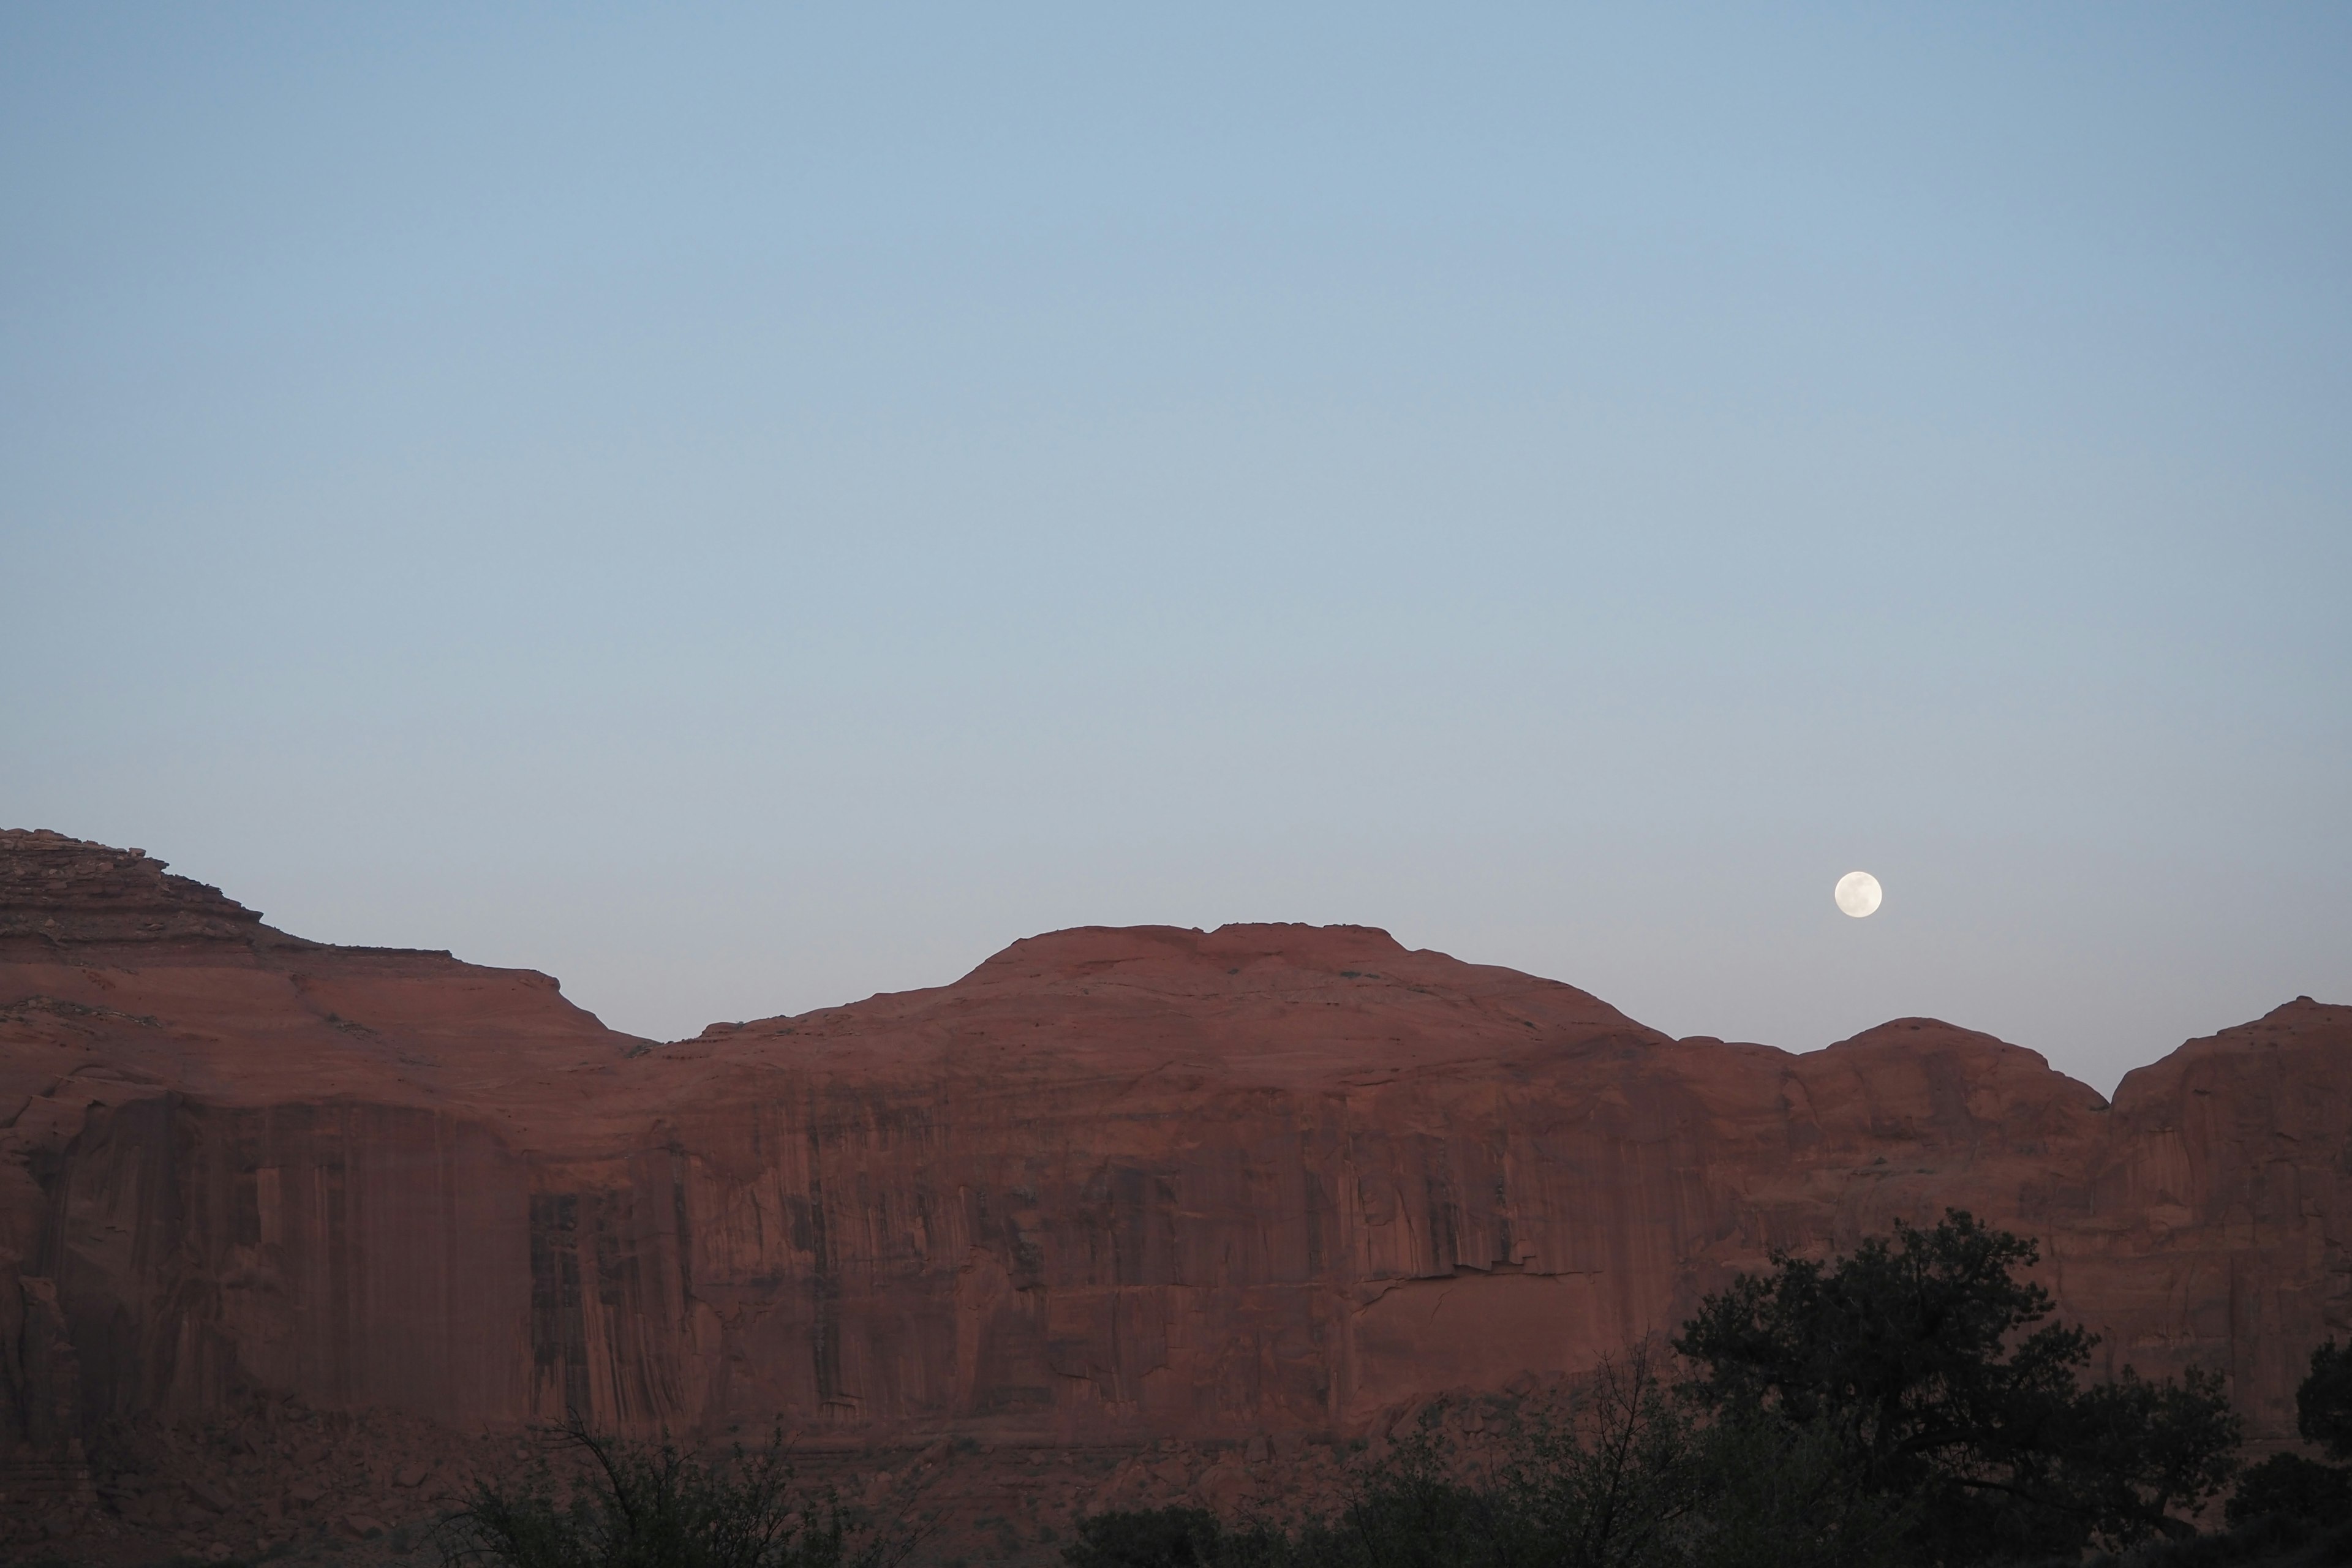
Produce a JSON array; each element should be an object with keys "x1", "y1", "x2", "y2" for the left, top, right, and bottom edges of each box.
[{"x1": 1834, "y1": 871, "x2": 1883, "y2": 918}]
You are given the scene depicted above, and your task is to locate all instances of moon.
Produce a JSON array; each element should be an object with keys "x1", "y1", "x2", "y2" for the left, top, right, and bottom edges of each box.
[{"x1": 1834, "y1": 871, "x2": 1883, "y2": 918}]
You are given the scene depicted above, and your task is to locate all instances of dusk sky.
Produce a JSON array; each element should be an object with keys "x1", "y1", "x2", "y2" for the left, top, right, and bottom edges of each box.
[{"x1": 5, "y1": 6, "x2": 2346, "y2": 1093}]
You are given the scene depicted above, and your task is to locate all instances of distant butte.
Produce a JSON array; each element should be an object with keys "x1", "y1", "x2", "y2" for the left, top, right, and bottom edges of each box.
[{"x1": 4, "y1": 827, "x2": 2349, "y2": 1532}]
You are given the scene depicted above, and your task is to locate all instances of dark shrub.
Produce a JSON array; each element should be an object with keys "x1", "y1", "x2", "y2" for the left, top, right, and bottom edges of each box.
[
  {"x1": 2225, "y1": 1452, "x2": 2352, "y2": 1528},
  {"x1": 1061, "y1": 1507, "x2": 1237, "y2": 1568},
  {"x1": 1676, "y1": 1210, "x2": 2242, "y2": 1564},
  {"x1": 2301, "y1": 1343, "x2": 2352, "y2": 1463},
  {"x1": 440, "y1": 1412, "x2": 919, "y2": 1568},
  {"x1": 1065, "y1": 1355, "x2": 1909, "y2": 1568}
]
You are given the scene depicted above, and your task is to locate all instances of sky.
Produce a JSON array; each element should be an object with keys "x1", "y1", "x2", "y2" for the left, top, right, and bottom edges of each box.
[{"x1": 4, "y1": 5, "x2": 2346, "y2": 1093}]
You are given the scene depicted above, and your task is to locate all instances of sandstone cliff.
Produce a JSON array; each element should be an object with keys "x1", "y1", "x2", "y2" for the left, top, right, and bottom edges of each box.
[{"x1": 4, "y1": 827, "x2": 2346, "y2": 1488}]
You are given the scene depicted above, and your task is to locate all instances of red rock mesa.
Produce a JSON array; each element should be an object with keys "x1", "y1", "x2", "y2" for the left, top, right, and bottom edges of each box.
[{"x1": 4, "y1": 827, "x2": 2347, "y2": 1469}]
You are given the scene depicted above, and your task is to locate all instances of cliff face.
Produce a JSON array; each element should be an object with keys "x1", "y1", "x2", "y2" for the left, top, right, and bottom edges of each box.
[{"x1": 4, "y1": 829, "x2": 2348, "y2": 1463}]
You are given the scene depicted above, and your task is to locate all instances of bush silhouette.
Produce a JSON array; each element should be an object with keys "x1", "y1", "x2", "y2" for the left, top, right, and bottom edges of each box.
[
  {"x1": 440, "y1": 1412, "x2": 921, "y2": 1568},
  {"x1": 1069, "y1": 1216, "x2": 2246, "y2": 1568},
  {"x1": 1063, "y1": 1506, "x2": 1281, "y2": 1568},
  {"x1": 2298, "y1": 1341, "x2": 2352, "y2": 1462},
  {"x1": 1676, "y1": 1210, "x2": 2240, "y2": 1562},
  {"x1": 1065, "y1": 1354, "x2": 1909, "y2": 1568},
  {"x1": 2210, "y1": 1340, "x2": 2352, "y2": 1539},
  {"x1": 2225, "y1": 1453, "x2": 2352, "y2": 1530}
]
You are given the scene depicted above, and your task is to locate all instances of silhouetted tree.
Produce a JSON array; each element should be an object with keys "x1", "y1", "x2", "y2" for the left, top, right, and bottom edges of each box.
[
  {"x1": 1675, "y1": 1210, "x2": 2239, "y2": 1563},
  {"x1": 2224, "y1": 1452, "x2": 2352, "y2": 1531},
  {"x1": 2298, "y1": 1340, "x2": 2352, "y2": 1461},
  {"x1": 2221, "y1": 1339, "x2": 2352, "y2": 1537}
]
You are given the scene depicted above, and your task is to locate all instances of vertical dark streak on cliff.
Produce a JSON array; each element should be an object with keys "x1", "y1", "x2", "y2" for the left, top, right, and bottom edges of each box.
[
  {"x1": 1303, "y1": 1164, "x2": 1327, "y2": 1277},
  {"x1": 807, "y1": 1115, "x2": 842, "y2": 1407},
  {"x1": 321, "y1": 1130, "x2": 350, "y2": 1406},
  {"x1": 1493, "y1": 1174, "x2": 1514, "y2": 1267},
  {"x1": 529, "y1": 1193, "x2": 590, "y2": 1415},
  {"x1": 668, "y1": 1143, "x2": 695, "y2": 1302},
  {"x1": 1112, "y1": 1165, "x2": 1145, "y2": 1287},
  {"x1": 592, "y1": 1193, "x2": 632, "y2": 1420},
  {"x1": 437, "y1": 1113, "x2": 464, "y2": 1414},
  {"x1": 1424, "y1": 1153, "x2": 1458, "y2": 1273},
  {"x1": 232, "y1": 1154, "x2": 262, "y2": 1249},
  {"x1": 149, "y1": 1099, "x2": 191, "y2": 1403}
]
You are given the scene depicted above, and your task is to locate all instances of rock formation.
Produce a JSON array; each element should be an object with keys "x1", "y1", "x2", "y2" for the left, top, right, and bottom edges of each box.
[{"x1": 2, "y1": 828, "x2": 2348, "y2": 1555}]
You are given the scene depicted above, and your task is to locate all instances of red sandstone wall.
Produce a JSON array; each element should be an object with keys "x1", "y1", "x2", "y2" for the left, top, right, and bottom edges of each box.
[{"x1": 4, "y1": 829, "x2": 2347, "y2": 1462}]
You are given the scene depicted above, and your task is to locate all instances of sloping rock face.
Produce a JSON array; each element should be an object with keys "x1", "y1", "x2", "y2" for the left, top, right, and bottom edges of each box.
[{"x1": 4, "y1": 827, "x2": 2349, "y2": 1473}]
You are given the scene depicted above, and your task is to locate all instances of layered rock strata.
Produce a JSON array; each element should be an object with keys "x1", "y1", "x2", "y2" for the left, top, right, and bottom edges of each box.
[{"x1": 4, "y1": 827, "x2": 2348, "y2": 1493}]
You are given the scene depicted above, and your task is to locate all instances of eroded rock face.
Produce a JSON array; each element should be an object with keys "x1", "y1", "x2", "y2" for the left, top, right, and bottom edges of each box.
[{"x1": 3, "y1": 828, "x2": 2348, "y2": 1469}]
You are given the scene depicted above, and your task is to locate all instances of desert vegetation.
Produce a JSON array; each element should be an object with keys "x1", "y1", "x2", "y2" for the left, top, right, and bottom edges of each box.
[
  {"x1": 437, "y1": 1213, "x2": 2352, "y2": 1568},
  {"x1": 437, "y1": 1413, "x2": 926, "y2": 1568},
  {"x1": 1063, "y1": 1213, "x2": 2250, "y2": 1568}
]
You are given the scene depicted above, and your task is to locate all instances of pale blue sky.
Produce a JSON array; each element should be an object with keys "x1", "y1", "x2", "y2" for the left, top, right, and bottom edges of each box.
[{"x1": 4, "y1": 6, "x2": 2346, "y2": 1090}]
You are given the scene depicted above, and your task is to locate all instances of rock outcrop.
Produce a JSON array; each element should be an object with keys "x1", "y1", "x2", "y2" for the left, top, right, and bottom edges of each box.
[{"x1": 4, "y1": 829, "x2": 2348, "y2": 1531}]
